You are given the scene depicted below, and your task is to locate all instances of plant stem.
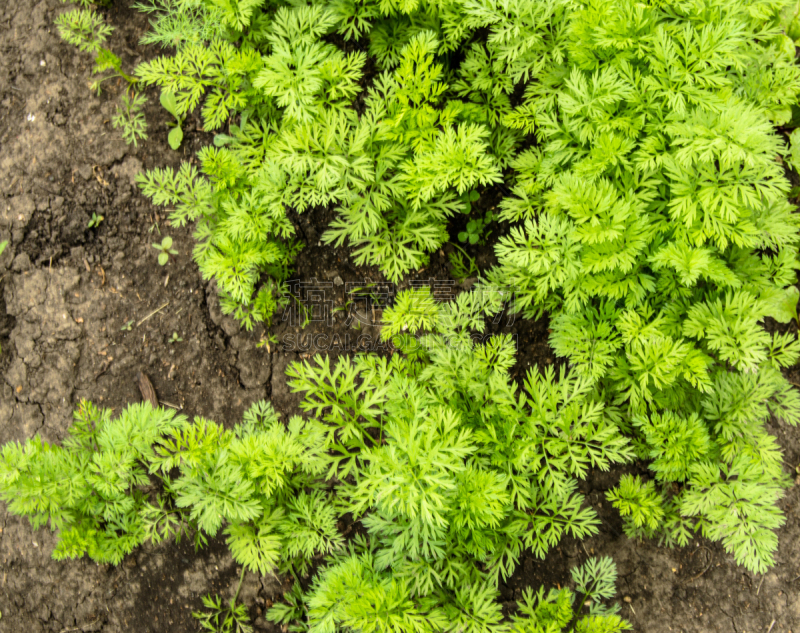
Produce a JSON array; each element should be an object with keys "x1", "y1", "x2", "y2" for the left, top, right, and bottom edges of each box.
[
  {"x1": 451, "y1": 241, "x2": 475, "y2": 264},
  {"x1": 232, "y1": 565, "x2": 246, "y2": 606}
]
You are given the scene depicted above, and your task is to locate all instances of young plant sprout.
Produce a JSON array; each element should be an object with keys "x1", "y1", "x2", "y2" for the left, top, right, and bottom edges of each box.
[
  {"x1": 159, "y1": 91, "x2": 185, "y2": 150},
  {"x1": 87, "y1": 212, "x2": 104, "y2": 229},
  {"x1": 152, "y1": 236, "x2": 178, "y2": 266}
]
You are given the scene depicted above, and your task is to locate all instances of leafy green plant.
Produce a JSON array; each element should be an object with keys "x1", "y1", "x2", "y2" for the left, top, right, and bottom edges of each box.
[
  {"x1": 47, "y1": 0, "x2": 800, "y2": 594},
  {"x1": 131, "y1": 0, "x2": 555, "y2": 327},
  {"x1": 459, "y1": 210, "x2": 494, "y2": 245},
  {"x1": 168, "y1": 332, "x2": 183, "y2": 344},
  {"x1": 483, "y1": 0, "x2": 800, "y2": 574},
  {"x1": 152, "y1": 236, "x2": 178, "y2": 266},
  {"x1": 0, "y1": 289, "x2": 631, "y2": 631},
  {"x1": 277, "y1": 288, "x2": 632, "y2": 630},
  {"x1": 783, "y1": 2, "x2": 800, "y2": 43},
  {"x1": 132, "y1": 0, "x2": 219, "y2": 49},
  {"x1": 87, "y1": 212, "x2": 104, "y2": 229},
  {"x1": 55, "y1": 8, "x2": 112, "y2": 53},
  {"x1": 448, "y1": 243, "x2": 478, "y2": 282},
  {"x1": 194, "y1": 594, "x2": 252, "y2": 633},
  {"x1": 56, "y1": 9, "x2": 137, "y2": 94},
  {"x1": 0, "y1": 401, "x2": 181, "y2": 564},
  {"x1": 90, "y1": 48, "x2": 138, "y2": 96},
  {"x1": 112, "y1": 93, "x2": 148, "y2": 147},
  {"x1": 56, "y1": 7, "x2": 148, "y2": 145},
  {"x1": 159, "y1": 91, "x2": 185, "y2": 150},
  {"x1": 193, "y1": 569, "x2": 253, "y2": 633}
]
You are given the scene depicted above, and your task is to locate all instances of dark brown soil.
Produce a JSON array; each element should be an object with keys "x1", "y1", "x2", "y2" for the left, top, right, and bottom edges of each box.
[{"x1": 0, "y1": 1, "x2": 798, "y2": 632}]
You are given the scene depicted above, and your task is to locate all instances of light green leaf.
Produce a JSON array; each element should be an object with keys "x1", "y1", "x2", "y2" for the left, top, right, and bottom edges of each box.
[
  {"x1": 159, "y1": 91, "x2": 179, "y2": 118},
  {"x1": 167, "y1": 126, "x2": 183, "y2": 150},
  {"x1": 767, "y1": 286, "x2": 799, "y2": 324}
]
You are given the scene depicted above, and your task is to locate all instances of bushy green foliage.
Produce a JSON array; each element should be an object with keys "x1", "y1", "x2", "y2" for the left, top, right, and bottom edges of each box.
[
  {"x1": 278, "y1": 552, "x2": 630, "y2": 632},
  {"x1": 131, "y1": 0, "x2": 559, "y2": 325},
  {"x1": 286, "y1": 287, "x2": 632, "y2": 586},
  {"x1": 268, "y1": 288, "x2": 632, "y2": 631},
  {"x1": 50, "y1": 0, "x2": 800, "y2": 589},
  {"x1": 55, "y1": 8, "x2": 112, "y2": 52},
  {"x1": 0, "y1": 290, "x2": 630, "y2": 631},
  {"x1": 0, "y1": 401, "x2": 185, "y2": 564},
  {"x1": 482, "y1": 0, "x2": 800, "y2": 573},
  {"x1": 0, "y1": 397, "x2": 331, "y2": 567}
]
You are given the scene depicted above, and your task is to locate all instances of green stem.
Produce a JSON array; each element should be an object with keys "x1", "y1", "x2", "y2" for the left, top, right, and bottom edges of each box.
[
  {"x1": 233, "y1": 565, "x2": 246, "y2": 605},
  {"x1": 451, "y1": 241, "x2": 476, "y2": 265},
  {"x1": 564, "y1": 576, "x2": 601, "y2": 633},
  {"x1": 287, "y1": 561, "x2": 302, "y2": 587}
]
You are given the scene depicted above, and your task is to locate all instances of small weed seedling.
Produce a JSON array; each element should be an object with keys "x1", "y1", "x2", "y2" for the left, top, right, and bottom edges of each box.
[
  {"x1": 152, "y1": 236, "x2": 178, "y2": 266},
  {"x1": 461, "y1": 189, "x2": 480, "y2": 205},
  {"x1": 256, "y1": 333, "x2": 279, "y2": 352},
  {"x1": 193, "y1": 569, "x2": 253, "y2": 633},
  {"x1": 458, "y1": 210, "x2": 494, "y2": 245},
  {"x1": 168, "y1": 332, "x2": 183, "y2": 344},
  {"x1": 448, "y1": 243, "x2": 479, "y2": 282},
  {"x1": 55, "y1": 8, "x2": 147, "y2": 146},
  {"x1": 120, "y1": 319, "x2": 134, "y2": 331},
  {"x1": 87, "y1": 213, "x2": 104, "y2": 229},
  {"x1": 112, "y1": 93, "x2": 148, "y2": 147},
  {"x1": 347, "y1": 284, "x2": 383, "y2": 304},
  {"x1": 159, "y1": 91, "x2": 185, "y2": 150}
]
